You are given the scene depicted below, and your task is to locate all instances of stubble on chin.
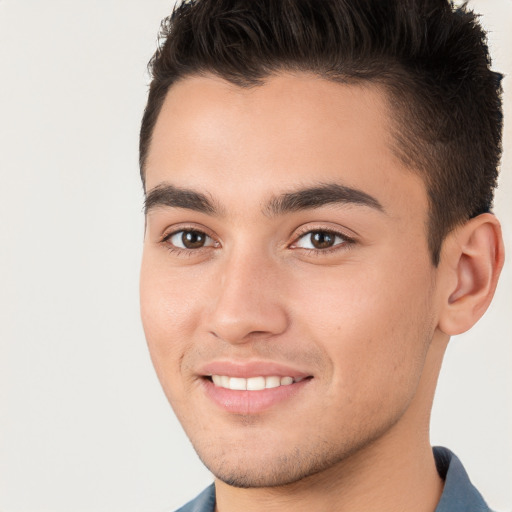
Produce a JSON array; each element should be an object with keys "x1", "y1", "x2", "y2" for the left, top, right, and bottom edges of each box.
[{"x1": 188, "y1": 415, "x2": 398, "y2": 489}]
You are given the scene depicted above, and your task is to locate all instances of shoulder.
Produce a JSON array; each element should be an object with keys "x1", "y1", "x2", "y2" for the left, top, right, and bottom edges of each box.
[{"x1": 173, "y1": 484, "x2": 216, "y2": 512}]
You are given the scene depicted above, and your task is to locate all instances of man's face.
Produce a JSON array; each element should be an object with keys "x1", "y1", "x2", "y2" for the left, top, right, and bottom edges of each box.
[{"x1": 140, "y1": 74, "x2": 444, "y2": 487}]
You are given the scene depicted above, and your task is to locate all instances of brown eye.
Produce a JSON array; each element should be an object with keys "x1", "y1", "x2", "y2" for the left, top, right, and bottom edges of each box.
[
  {"x1": 310, "y1": 231, "x2": 335, "y2": 249},
  {"x1": 294, "y1": 230, "x2": 349, "y2": 250},
  {"x1": 168, "y1": 230, "x2": 215, "y2": 249},
  {"x1": 182, "y1": 231, "x2": 206, "y2": 248}
]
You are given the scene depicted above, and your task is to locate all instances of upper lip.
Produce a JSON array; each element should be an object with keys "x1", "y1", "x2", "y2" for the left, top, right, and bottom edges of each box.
[{"x1": 197, "y1": 360, "x2": 312, "y2": 379}]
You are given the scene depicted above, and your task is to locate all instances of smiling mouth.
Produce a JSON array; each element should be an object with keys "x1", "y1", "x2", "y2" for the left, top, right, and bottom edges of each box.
[
  {"x1": 201, "y1": 372, "x2": 313, "y2": 413},
  {"x1": 206, "y1": 375, "x2": 310, "y2": 390}
]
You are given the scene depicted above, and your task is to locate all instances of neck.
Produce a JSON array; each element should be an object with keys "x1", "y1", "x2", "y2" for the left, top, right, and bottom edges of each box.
[{"x1": 215, "y1": 432, "x2": 443, "y2": 512}]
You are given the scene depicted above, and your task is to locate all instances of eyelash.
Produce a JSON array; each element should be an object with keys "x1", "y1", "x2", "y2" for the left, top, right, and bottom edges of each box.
[
  {"x1": 291, "y1": 228, "x2": 356, "y2": 255},
  {"x1": 161, "y1": 226, "x2": 217, "y2": 256},
  {"x1": 160, "y1": 226, "x2": 356, "y2": 256}
]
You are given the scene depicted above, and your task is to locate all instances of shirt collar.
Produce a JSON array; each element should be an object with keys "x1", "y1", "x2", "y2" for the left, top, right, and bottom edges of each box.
[{"x1": 433, "y1": 446, "x2": 492, "y2": 512}]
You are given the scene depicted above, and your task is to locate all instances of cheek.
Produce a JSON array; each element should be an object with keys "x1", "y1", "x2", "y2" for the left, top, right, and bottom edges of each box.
[
  {"x1": 140, "y1": 249, "x2": 208, "y2": 332},
  {"x1": 139, "y1": 253, "x2": 204, "y2": 389},
  {"x1": 288, "y1": 258, "x2": 434, "y2": 399}
]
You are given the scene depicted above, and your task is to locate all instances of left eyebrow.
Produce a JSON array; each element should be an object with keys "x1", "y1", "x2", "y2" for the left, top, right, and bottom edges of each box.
[{"x1": 264, "y1": 183, "x2": 384, "y2": 216}]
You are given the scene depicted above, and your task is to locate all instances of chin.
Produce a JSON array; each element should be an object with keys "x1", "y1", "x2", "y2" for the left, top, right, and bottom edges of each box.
[
  {"x1": 202, "y1": 454, "x2": 330, "y2": 488},
  {"x1": 192, "y1": 434, "x2": 367, "y2": 489}
]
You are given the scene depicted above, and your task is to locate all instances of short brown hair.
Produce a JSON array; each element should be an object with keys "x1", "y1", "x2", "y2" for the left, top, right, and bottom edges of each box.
[{"x1": 140, "y1": 0, "x2": 503, "y2": 265}]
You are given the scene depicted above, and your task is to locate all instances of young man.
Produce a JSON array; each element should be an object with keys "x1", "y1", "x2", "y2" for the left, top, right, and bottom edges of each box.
[{"x1": 139, "y1": 1, "x2": 504, "y2": 510}]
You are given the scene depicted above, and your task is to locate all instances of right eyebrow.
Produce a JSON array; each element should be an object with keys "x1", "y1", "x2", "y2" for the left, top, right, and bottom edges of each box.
[
  {"x1": 264, "y1": 182, "x2": 384, "y2": 216},
  {"x1": 144, "y1": 183, "x2": 220, "y2": 215}
]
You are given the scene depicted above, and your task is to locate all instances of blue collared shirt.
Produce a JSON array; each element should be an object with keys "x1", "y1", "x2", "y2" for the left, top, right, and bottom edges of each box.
[{"x1": 175, "y1": 446, "x2": 493, "y2": 512}]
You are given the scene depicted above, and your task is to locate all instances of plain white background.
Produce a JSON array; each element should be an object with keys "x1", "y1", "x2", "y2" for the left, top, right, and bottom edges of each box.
[{"x1": 0, "y1": 1, "x2": 510, "y2": 511}]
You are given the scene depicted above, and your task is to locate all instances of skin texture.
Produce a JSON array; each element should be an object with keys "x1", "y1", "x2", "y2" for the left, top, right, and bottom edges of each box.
[{"x1": 140, "y1": 74, "x2": 504, "y2": 512}]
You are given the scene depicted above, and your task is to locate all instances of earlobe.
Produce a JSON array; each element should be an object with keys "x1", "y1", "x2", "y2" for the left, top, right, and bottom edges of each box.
[{"x1": 437, "y1": 213, "x2": 505, "y2": 336}]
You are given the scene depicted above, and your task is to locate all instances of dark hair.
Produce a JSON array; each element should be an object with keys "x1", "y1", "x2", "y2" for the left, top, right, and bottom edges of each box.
[{"x1": 139, "y1": 0, "x2": 503, "y2": 265}]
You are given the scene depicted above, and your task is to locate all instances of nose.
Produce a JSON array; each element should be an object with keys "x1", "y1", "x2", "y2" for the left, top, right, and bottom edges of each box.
[{"x1": 205, "y1": 250, "x2": 289, "y2": 344}]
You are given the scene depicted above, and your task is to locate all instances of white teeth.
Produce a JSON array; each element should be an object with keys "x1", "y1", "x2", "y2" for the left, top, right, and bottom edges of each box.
[
  {"x1": 265, "y1": 376, "x2": 281, "y2": 388},
  {"x1": 247, "y1": 376, "x2": 266, "y2": 391},
  {"x1": 229, "y1": 377, "x2": 247, "y2": 390},
  {"x1": 210, "y1": 375, "x2": 305, "y2": 390}
]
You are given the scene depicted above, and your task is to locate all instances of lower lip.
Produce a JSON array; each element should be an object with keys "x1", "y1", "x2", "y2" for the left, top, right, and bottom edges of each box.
[{"x1": 201, "y1": 378, "x2": 311, "y2": 414}]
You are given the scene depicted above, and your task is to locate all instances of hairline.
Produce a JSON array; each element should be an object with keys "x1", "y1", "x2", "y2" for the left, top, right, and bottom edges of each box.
[{"x1": 140, "y1": 67, "x2": 419, "y2": 181}]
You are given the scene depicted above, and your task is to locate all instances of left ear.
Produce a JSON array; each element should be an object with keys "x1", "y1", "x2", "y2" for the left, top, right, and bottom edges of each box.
[{"x1": 437, "y1": 213, "x2": 505, "y2": 336}]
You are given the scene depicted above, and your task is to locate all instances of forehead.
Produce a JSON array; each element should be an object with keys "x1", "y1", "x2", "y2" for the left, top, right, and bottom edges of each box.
[{"x1": 145, "y1": 73, "x2": 427, "y2": 218}]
